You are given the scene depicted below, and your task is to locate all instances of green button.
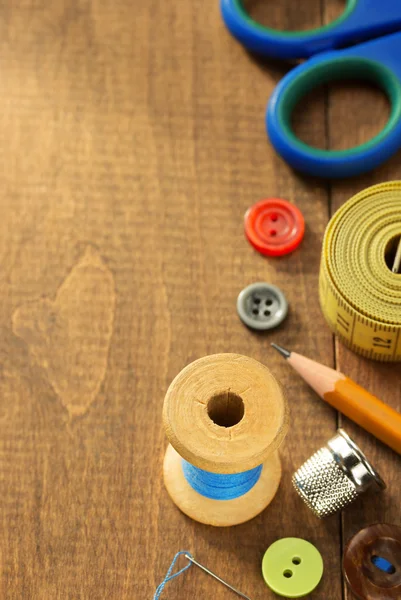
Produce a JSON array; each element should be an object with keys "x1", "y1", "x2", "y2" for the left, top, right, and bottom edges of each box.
[{"x1": 262, "y1": 538, "x2": 323, "y2": 598}]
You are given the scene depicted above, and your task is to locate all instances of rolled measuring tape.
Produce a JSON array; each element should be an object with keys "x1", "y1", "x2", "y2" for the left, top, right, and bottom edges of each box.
[{"x1": 319, "y1": 182, "x2": 401, "y2": 362}]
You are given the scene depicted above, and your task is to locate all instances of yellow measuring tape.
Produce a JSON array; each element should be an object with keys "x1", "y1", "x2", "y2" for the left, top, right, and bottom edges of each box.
[{"x1": 319, "y1": 182, "x2": 401, "y2": 362}]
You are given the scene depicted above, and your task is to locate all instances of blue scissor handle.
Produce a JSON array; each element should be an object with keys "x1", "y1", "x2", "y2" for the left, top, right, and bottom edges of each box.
[
  {"x1": 266, "y1": 32, "x2": 401, "y2": 178},
  {"x1": 221, "y1": 0, "x2": 401, "y2": 59}
]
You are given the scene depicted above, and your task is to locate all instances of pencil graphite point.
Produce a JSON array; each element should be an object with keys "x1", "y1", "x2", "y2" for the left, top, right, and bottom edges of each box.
[{"x1": 271, "y1": 343, "x2": 291, "y2": 359}]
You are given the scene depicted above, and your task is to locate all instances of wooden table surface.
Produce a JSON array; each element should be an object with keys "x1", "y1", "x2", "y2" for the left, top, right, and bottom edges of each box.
[{"x1": 0, "y1": 1, "x2": 400, "y2": 598}]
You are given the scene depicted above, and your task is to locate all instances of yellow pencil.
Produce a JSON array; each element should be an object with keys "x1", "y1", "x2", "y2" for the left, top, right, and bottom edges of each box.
[{"x1": 272, "y1": 343, "x2": 401, "y2": 455}]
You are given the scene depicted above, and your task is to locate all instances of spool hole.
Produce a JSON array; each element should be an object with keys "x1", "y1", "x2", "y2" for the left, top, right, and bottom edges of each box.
[
  {"x1": 384, "y1": 234, "x2": 401, "y2": 273},
  {"x1": 283, "y1": 570, "x2": 293, "y2": 578},
  {"x1": 207, "y1": 392, "x2": 245, "y2": 428}
]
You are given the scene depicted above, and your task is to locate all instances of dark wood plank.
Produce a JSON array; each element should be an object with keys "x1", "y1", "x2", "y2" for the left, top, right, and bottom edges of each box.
[
  {"x1": 323, "y1": 4, "x2": 401, "y2": 600},
  {"x1": 0, "y1": 1, "x2": 350, "y2": 599}
]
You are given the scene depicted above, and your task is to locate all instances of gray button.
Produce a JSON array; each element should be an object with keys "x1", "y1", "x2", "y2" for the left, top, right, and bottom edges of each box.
[{"x1": 237, "y1": 283, "x2": 288, "y2": 331}]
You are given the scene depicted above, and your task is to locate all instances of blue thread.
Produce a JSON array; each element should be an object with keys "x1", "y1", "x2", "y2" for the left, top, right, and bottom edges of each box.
[
  {"x1": 182, "y1": 459, "x2": 263, "y2": 500},
  {"x1": 371, "y1": 555, "x2": 396, "y2": 574},
  {"x1": 153, "y1": 551, "x2": 193, "y2": 600}
]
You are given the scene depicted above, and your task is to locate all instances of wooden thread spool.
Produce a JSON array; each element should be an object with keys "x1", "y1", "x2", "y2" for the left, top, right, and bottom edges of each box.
[{"x1": 163, "y1": 353, "x2": 289, "y2": 526}]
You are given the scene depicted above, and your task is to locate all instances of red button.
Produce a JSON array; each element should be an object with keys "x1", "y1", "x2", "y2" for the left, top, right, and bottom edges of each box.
[{"x1": 244, "y1": 198, "x2": 305, "y2": 257}]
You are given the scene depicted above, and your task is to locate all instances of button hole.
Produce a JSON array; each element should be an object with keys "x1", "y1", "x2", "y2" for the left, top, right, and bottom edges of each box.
[
  {"x1": 264, "y1": 310, "x2": 271, "y2": 317},
  {"x1": 252, "y1": 309, "x2": 259, "y2": 315},
  {"x1": 371, "y1": 555, "x2": 396, "y2": 574},
  {"x1": 292, "y1": 557, "x2": 301, "y2": 565},
  {"x1": 270, "y1": 229, "x2": 277, "y2": 236},
  {"x1": 265, "y1": 299, "x2": 273, "y2": 306},
  {"x1": 270, "y1": 214, "x2": 278, "y2": 222},
  {"x1": 253, "y1": 297, "x2": 261, "y2": 304},
  {"x1": 283, "y1": 570, "x2": 293, "y2": 578}
]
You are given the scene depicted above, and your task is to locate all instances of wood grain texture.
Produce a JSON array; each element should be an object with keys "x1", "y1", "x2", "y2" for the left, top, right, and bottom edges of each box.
[{"x1": 0, "y1": 1, "x2": 398, "y2": 599}]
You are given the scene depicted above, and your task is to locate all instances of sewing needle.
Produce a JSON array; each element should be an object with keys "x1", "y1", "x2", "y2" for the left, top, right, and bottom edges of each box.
[
  {"x1": 184, "y1": 554, "x2": 252, "y2": 599},
  {"x1": 392, "y1": 236, "x2": 401, "y2": 273}
]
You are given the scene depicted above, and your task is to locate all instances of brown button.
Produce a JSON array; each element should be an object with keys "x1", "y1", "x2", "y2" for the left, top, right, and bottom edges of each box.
[{"x1": 343, "y1": 524, "x2": 401, "y2": 600}]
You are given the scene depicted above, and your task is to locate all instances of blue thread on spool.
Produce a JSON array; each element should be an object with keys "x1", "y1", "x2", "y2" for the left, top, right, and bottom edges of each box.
[
  {"x1": 182, "y1": 459, "x2": 263, "y2": 500},
  {"x1": 163, "y1": 354, "x2": 289, "y2": 525}
]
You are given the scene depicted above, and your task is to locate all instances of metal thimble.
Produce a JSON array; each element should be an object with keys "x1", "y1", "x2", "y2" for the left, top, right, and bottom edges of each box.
[{"x1": 292, "y1": 429, "x2": 385, "y2": 518}]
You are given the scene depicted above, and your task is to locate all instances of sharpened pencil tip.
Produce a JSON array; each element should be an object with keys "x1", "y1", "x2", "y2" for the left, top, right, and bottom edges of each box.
[{"x1": 271, "y1": 343, "x2": 291, "y2": 359}]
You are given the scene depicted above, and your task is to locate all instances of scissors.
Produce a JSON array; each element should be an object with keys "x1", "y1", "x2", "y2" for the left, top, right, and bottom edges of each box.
[{"x1": 221, "y1": 1, "x2": 401, "y2": 178}]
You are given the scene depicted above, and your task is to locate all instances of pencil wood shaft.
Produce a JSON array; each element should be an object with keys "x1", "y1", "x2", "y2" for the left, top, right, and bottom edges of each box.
[
  {"x1": 324, "y1": 377, "x2": 401, "y2": 455},
  {"x1": 280, "y1": 349, "x2": 401, "y2": 455}
]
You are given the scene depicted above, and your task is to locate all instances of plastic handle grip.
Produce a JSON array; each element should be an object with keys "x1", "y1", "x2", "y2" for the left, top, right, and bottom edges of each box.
[
  {"x1": 221, "y1": 0, "x2": 401, "y2": 59},
  {"x1": 266, "y1": 34, "x2": 401, "y2": 178}
]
